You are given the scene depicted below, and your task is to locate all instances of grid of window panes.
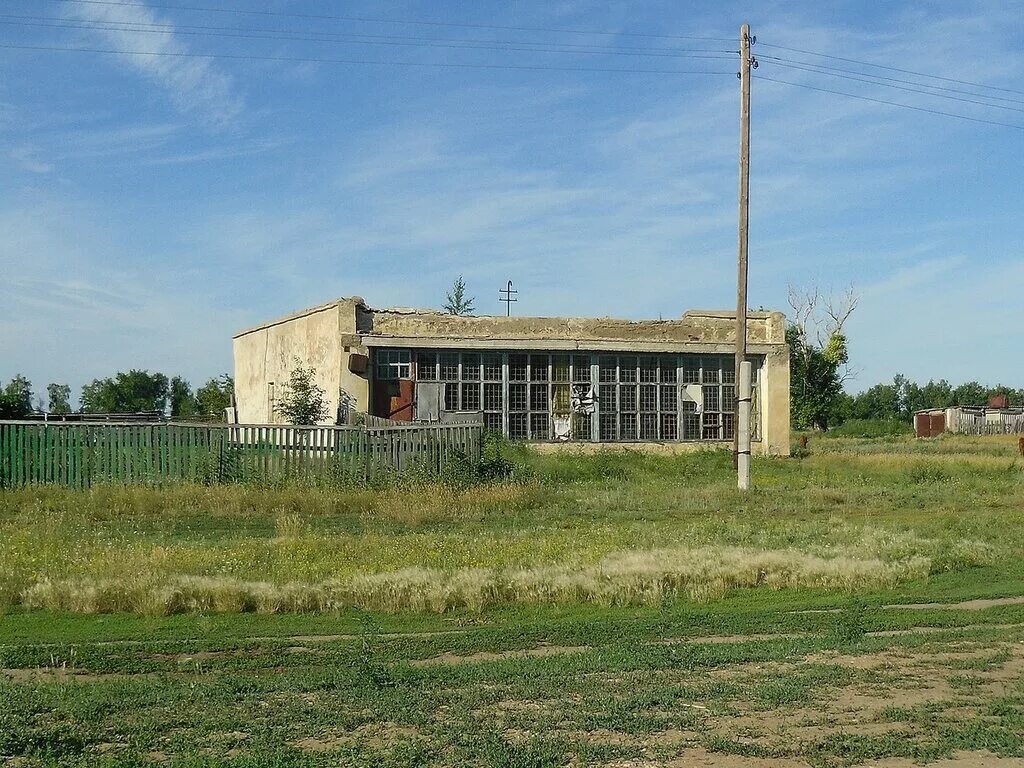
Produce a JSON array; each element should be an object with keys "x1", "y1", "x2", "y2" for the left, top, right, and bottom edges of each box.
[
  {"x1": 396, "y1": 349, "x2": 761, "y2": 443},
  {"x1": 598, "y1": 355, "x2": 680, "y2": 441},
  {"x1": 375, "y1": 349, "x2": 411, "y2": 380}
]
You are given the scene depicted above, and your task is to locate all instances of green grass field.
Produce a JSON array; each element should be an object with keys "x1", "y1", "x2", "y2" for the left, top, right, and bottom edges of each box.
[{"x1": 2, "y1": 433, "x2": 1024, "y2": 766}]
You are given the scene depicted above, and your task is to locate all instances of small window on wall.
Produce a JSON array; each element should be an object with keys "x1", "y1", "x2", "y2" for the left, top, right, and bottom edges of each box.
[
  {"x1": 416, "y1": 352, "x2": 437, "y2": 381},
  {"x1": 375, "y1": 349, "x2": 411, "y2": 380}
]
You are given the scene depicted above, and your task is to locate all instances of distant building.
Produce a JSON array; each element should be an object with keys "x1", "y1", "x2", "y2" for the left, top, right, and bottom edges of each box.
[
  {"x1": 232, "y1": 296, "x2": 791, "y2": 454},
  {"x1": 915, "y1": 395, "x2": 1024, "y2": 437}
]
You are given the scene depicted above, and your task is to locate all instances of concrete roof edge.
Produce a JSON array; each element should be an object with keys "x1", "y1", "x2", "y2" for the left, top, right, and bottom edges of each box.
[
  {"x1": 232, "y1": 297, "x2": 362, "y2": 339},
  {"x1": 683, "y1": 309, "x2": 781, "y2": 319},
  {"x1": 370, "y1": 308, "x2": 785, "y2": 322}
]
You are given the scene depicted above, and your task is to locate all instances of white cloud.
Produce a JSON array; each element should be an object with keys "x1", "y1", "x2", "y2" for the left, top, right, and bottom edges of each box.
[
  {"x1": 10, "y1": 146, "x2": 53, "y2": 174},
  {"x1": 62, "y1": 1, "x2": 243, "y2": 126}
]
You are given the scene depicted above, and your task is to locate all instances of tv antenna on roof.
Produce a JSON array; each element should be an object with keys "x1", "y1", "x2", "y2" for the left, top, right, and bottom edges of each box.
[{"x1": 499, "y1": 280, "x2": 518, "y2": 316}]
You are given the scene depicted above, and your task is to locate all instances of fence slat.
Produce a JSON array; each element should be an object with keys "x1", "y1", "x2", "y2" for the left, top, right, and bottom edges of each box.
[{"x1": 0, "y1": 419, "x2": 484, "y2": 488}]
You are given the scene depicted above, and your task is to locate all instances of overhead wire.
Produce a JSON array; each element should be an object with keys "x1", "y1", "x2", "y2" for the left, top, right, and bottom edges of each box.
[
  {"x1": 0, "y1": 42, "x2": 738, "y2": 76},
  {"x1": 755, "y1": 74, "x2": 1024, "y2": 130},
  {"x1": 33, "y1": 0, "x2": 737, "y2": 43},
  {"x1": 4, "y1": 5, "x2": 1021, "y2": 131},
  {"x1": 0, "y1": 16, "x2": 738, "y2": 61},
  {"x1": 760, "y1": 58, "x2": 1024, "y2": 113},
  {"x1": 0, "y1": 12, "x2": 738, "y2": 57},
  {"x1": 759, "y1": 54, "x2": 1024, "y2": 105},
  {"x1": 759, "y1": 41, "x2": 1024, "y2": 97}
]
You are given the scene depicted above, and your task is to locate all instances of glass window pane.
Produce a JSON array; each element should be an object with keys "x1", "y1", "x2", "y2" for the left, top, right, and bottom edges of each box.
[
  {"x1": 599, "y1": 385, "x2": 616, "y2": 411},
  {"x1": 722, "y1": 385, "x2": 736, "y2": 413},
  {"x1": 509, "y1": 383, "x2": 527, "y2": 412},
  {"x1": 416, "y1": 352, "x2": 437, "y2": 381},
  {"x1": 682, "y1": 356, "x2": 700, "y2": 384},
  {"x1": 661, "y1": 413, "x2": 678, "y2": 440},
  {"x1": 722, "y1": 361, "x2": 736, "y2": 384},
  {"x1": 619, "y1": 412, "x2": 637, "y2": 440},
  {"x1": 619, "y1": 356, "x2": 637, "y2": 382},
  {"x1": 530, "y1": 383, "x2": 549, "y2": 411},
  {"x1": 660, "y1": 385, "x2": 677, "y2": 412},
  {"x1": 509, "y1": 413, "x2": 528, "y2": 439},
  {"x1": 461, "y1": 383, "x2": 480, "y2": 411},
  {"x1": 483, "y1": 354, "x2": 503, "y2": 381},
  {"x1": 552, "y1": 355, "x2": 570, "y2": 382},
  {"x1": 530, "y1": 355, "x2": 549, "y2": 381},
  {"x1": 599, "y1": 413, "x2": 617, "y2": 441},
  {"x1": 462, "y1": 353, "x2": 480, "y2": 380},
  {"x1": 484, "y1": 383, "x2": 503, "y2": 411},
  {"x1": 703, "y1": 386, "x2": 720, "y2": 413},
  {"x1": 599, "y1": 356, "x2": 617, "y2": 383},
  {"x1": 444, "y1": 382, "x2": 459, "y2": 411},
  {"x1": 620, "y1": 385, "x2": 637, "y2": 413},
  {"x1": 440, "y1": 353, "x2": 459, "y2": 381},
  {"x1": 530, "y1": 413, "x2": 550, "y2": 440},
  {"x1": 640, "y1": 385, "x2": 658, "y2": 413},
  {"x1": 551, "y1": 384, "x2": 570, "y2": 412},
  {"x1": 660, "y1": 357, "x2": 677, "y2": 384},
  {"x1": 640, "y1": 413, "x2": 658, "y2": 440},
  {"x1": 573, "y1": 355, "x2": 591, "y2": 383},
  {"x1": 639, "y1": 356, "x2": 659, "y2": 383},
  {"x1": 509, "y1": 354, "x2": 528, "y2": 381},
  {"x1": 701, "y1": 359, "x2": 720, "y2": 384}
]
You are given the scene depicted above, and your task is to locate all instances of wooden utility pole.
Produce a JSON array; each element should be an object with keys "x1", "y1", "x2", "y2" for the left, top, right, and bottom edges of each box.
[{"x1": 735, "y1": 23, "x2": 753, "y2": 489}]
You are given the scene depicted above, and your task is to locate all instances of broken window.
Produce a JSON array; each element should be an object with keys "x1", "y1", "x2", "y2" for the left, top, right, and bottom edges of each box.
[{"x1": 404, "y1": 348, "x2": 761, "y2": 445}]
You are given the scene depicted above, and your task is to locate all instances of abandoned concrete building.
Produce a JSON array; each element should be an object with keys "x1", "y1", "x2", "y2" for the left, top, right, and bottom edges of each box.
[{"x1": 232, "y1": 297, "x2": 791, "y2": 454}]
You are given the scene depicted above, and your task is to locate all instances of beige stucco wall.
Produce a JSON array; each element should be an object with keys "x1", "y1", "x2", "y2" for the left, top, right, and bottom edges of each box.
[
  {"x1": 760, "y1": 343, "x2": 791, "y2": 456},
  {"x1": 233, "y1": 299, "x2": 369, "y2": 425}
]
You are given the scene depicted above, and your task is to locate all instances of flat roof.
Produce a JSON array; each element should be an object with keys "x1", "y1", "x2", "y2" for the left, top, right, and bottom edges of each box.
[{"x1": 234, "y1": 296, "x2": 782, "y2": 340}]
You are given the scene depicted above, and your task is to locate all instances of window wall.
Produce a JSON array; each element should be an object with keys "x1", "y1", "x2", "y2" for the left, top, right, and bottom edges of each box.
[{"x1": 398, "y1": 349, "x2": 761, "y2": 443}]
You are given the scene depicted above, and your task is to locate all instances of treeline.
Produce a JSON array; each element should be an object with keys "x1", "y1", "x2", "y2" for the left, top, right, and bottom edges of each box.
[
  {"x1": 0, "y1": 371, "x2": 233, "y2": 421},
  {"x1": 835, "y1": 376, "x2": 1022, "y2": 424}
]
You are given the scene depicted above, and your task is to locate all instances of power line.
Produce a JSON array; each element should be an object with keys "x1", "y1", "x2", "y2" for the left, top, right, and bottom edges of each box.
[
  {"x1": 759, "y1": 41, "x2": 1024, "y2": 98},
  {"x1": 0, "y1": 41, "x2": 737, "y2": 76},
  {"x1": 761, "y1": 54, "x2": 1024, "y2": 105},
  {"x1": 762, "y1": 59, "x2": 1024, "y2": 113},
  {"x1": 36, "y1": 0, "x2": 736, "y2": 43},
  {"x1": 0, "y1": 13, "x2": 737, "y2": 57},
  {"x1": 0, "y1": 17, "x2": 738, "y2": 61},
  {"x1": 756, "y1": 74, "x2": 1024, "y2": 130}
]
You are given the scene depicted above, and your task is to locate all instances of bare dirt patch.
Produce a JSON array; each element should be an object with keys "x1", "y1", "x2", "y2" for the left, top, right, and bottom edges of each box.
[
  {"x1": 885, "y1": 596, "x2": 1024, "y2": 611},
  {"x1": 293, "y1": 722, "x2": 423, "y2": 752},
  {"x1": 410, "y1": 644, "x2": 589, "y2": 668}
]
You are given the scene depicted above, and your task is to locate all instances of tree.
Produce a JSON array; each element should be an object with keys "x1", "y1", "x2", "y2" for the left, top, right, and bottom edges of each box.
[
  {"x1": 0, "y1": 375, "x2": 34, "y2": 419},
  {"x1": 47, "y1": 383, "x2": 71, "y2": 414},
  {"x1": 169, "y1": 376, "x2": 197, "y2": 418},
  {"x1": 195, "y1": 375, "x2": 234, "y2": 421},
  {"x1": 443, "y1": 275, "x2": 475, "y2": 316},
  {"x1": 274, "y1": 363, "x2": 327, "y2": 425},
  {"x1": 787, "y1": 285, "x2": 859, "y2": 430},
  {"x1": 80, "y1": 370, "x2": 170, "y2": 414}
]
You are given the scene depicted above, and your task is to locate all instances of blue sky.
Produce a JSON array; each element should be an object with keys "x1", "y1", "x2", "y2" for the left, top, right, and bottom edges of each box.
[{"x1": 1, "y1": 0, "x2": 1021, "y2": 406}]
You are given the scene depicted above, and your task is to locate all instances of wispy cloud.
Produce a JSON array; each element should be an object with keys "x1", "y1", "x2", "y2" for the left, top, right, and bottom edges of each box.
[
  {"x1": 62, "y1": 1, "x2": 243, "y2": 126},
  {"x1": 9, "y1": 146, "x2": 54, "y2": 174}
]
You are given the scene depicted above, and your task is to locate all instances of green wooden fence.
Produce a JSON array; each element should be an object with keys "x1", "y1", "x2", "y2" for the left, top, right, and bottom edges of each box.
[{"x1": 0, "y1": 420, "x2": 484, "y2": 488}]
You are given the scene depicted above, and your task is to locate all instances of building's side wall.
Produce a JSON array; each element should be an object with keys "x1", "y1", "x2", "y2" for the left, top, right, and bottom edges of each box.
[
  {"x1": 233, "y1": 301, "x2": 369, "y2": 424},
  {"x1": 760, "y1": 344, "x2": 791, "y2": 455}
]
